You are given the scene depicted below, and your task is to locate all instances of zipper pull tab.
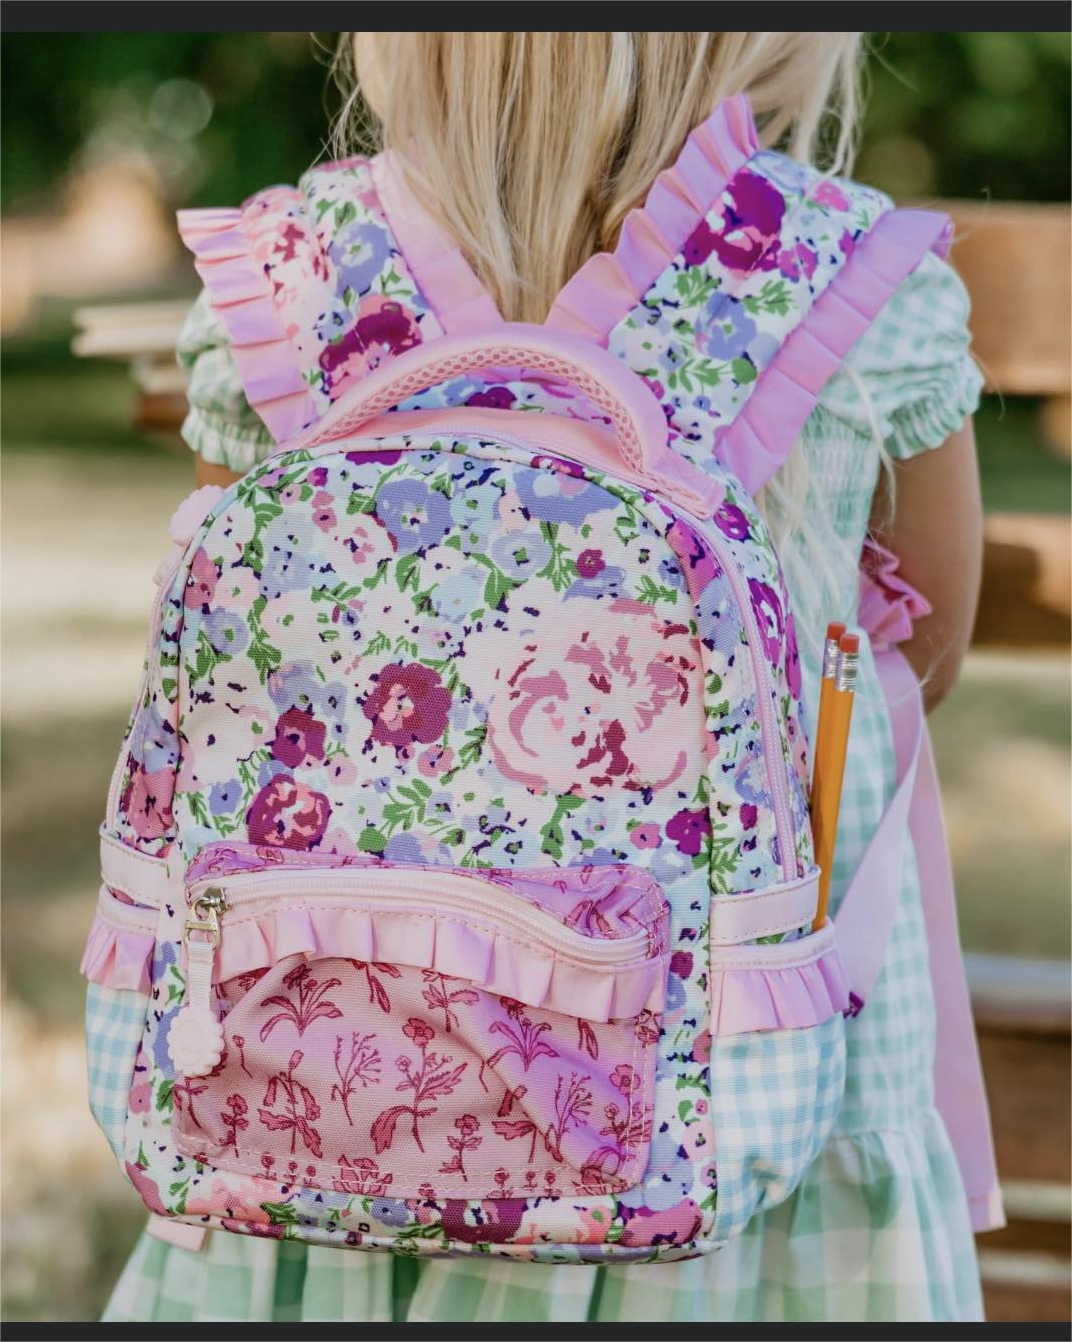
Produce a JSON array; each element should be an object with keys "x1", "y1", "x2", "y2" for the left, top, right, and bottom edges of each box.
[{"x1": 169, "y1": 888, "x2": 227, "y2": 1078}]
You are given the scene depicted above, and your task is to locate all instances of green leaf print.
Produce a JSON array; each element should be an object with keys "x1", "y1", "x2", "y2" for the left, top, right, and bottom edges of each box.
[{"x1": 540, "y1": 793, "x2": 585, "y2": 859}]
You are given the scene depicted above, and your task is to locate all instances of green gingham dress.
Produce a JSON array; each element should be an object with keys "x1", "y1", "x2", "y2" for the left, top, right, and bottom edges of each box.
[{"x1": 104, "y1": 249, "x2": 985, "y2": 1324}]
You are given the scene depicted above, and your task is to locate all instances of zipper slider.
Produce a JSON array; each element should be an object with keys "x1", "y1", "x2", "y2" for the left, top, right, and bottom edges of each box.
[
  {"x1": 183, "y1": 887, "x2": 227, "y2": 949},
  {"x1": 170, "y1": 887, "x2": 226, "y2": 1078}
]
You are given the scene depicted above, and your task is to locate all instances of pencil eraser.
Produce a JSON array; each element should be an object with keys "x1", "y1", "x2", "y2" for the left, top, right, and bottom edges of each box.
[
  {"x1": 839, "y1": 633, "x2": 860, "y2": 653},
  {"x1": 825, "y1": 621, "x2": 847, "y2": 641}
]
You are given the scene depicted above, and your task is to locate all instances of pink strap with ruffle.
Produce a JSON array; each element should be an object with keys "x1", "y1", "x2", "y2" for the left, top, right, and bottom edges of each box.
[
  {"x1": 835, "y1": 547, "x2": 1004, "y2": 1234},
  {"x1": 714, "y1": 209, "x2": 954, "y2": 496},
  {"x1": 546, "y1": 95, "x2": 760, "y2": 342}
]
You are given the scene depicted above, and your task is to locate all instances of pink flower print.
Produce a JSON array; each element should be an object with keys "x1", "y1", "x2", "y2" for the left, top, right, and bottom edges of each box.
[
  {"x1": 629, "y1": 823, "x2": 662, "y2": 850},
  {"x1": 440, "y1": 1114, "x2": 483, "y2": 1181},
  {"x1": 417, "y1": 745, "x2": 454, "y2": 778},
  {"x1": 258, "y1": 1049, "x2": 323, "y2": 1158},
  {"x1": 401, "y1": 1017, "x2": 435, "y2": 1050},
  {"x1": 246, "y1": 775, "x2": 331, "y2": 851},
  {"x1": 121, "y1": 764, "x2": 174, "y2": 840},
  {"x1": 496, "y1": 487, "x2": 528, "y2": 532},
  {"x1": 331, "y1": 1031, "x2": 383, "y2": 1124},
  {"x1": 669, "y1": 950, "x2": 693, "y2": 979},
  {"x1": 363, "y1": 663, "x2": 451, "y2": 750},
  {"x1": 311, "y1": 490, "x2": 337, "y2": 534},
  {"x1": 486, "y1": 600, "x2": 704, "y2": 795},
  {"x1": 813, "y1": 179, "x2": 850, "y2": 211},
  {"x1": 259, "y1": 963, "x2": 343, "y2": 1041},
  {"x1": 575, "y1": 549, "x2": 605, "y2": 578},
  {"x1": 319, "y1": 295, "x2": 421, "y2": 397},
  {"x1": 346, "y1": 517, "x2": 395, "y2": 566},
  {"x1": 326, "y1": 755, "x2": 357, "y2": 787},
  {"x1": 333, "y1": 1154, "x2": 392, "y2": 1196},
  {"x1": 777, "y1": 241, "x2": 818, "y2": 282},
  {"x1": 220, "y1": 1093, "x2": 249, "y2": 1156},
  {"x1": 693, "y1": 1028, "x2": 712, "y2": 1064},
  {"x1": 184, "y1": 547, "x2": 218, "y2": 609},
  {"x1": 610, "y1": 1063, "x2": 641, "y2": 1095},
  {"x1": 271, "y1": 707, "x2": 327, "y2": 769},
  {"x1": 740, "y1": 802, "x2": 759, "y2": 831},
  {"x1": 666, "y1": 807, "x2": 711, "y2": 857},
  {"x1": 747, "y1": 577, "x2": 785, "y2": 666},
  {"x1": 308, "y1": 466, "x2": 329, "y2": 488},
  {"x1": 373, "y1": 1020, "x2": 466, "y2": 1154}
]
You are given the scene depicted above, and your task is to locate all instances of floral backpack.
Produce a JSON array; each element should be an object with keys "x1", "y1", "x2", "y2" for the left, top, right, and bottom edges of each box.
[{"x1": 81, "y1": 96, "x2": 1001, "y2": 1262}]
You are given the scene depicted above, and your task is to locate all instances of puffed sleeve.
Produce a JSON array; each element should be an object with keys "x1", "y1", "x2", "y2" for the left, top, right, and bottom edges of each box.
[
  {"x1": 176, "y1": 288, "x2": 277, "y2": 473},
  {"x1": 818, "y1": 249, "x2": 985, "y2": 458}
]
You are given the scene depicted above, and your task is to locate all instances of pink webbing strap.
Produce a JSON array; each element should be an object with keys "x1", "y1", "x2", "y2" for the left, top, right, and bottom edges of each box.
[
  {"x1": 835, "y1": 650, "x2": 1004, "y2": 1233},
  {"x1": 277, "y1": 323, "x2": 720, "y2": 517}
]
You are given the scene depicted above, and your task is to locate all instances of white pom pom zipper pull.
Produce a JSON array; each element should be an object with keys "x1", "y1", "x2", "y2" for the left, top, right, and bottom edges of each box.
[{"x1": 170, "y1": 888, "x2": 227, "y2": 1078}]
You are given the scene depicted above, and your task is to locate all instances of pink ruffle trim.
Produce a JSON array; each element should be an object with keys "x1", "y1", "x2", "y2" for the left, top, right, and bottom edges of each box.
[
  {"x1": 80, "y1": 909, "x2": 155, "y2": 995},
  {"x1": 546, "y1": 94, "x2": 761, "y2": 342},
  {"x1": 709, "y1": 926, "x2": 851, "y2": 1036},
  {"x1": 858, "y1": 536, "x2": 933, "y2": 650},
  {"x1": 213, "y1": 901, "x2": 668, "y2": 1024},
  {"x1": 177, "y1": 205, "x2": 319, "y2": 443},
  {"x1": 715, "y1": 209, "x2": 955, "y2": 495}
]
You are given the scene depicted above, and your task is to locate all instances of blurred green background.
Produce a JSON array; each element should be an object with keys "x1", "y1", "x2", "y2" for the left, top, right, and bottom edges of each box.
[{"x1": 1, "y1": 31, "x2": 1069, "y2": 1324}]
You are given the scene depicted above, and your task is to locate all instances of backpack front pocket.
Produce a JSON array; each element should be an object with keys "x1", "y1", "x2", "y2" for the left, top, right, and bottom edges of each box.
[{"x1": 171, "y1": 847, "x2": 670, "y2": 1202}]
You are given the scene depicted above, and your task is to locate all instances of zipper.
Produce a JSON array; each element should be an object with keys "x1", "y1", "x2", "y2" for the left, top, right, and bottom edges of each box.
[
  {"x1": 185, "y1": 866, "x2": 650, "y2": 968},
  {"x1": 700, "y1": 524, "x2": 797, "y2": 882}
]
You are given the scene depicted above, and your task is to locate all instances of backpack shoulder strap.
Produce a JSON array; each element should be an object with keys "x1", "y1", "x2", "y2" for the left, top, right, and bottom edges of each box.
[
  {"x1": 543, "y1": 97, "x2": 954, "y2": 495},
  {"x1": 177, "y1": 157, "x2": 452, "y2": 445}
]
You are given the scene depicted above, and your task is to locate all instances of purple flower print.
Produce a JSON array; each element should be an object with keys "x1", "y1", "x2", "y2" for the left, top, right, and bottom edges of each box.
[
  {"x1": 267, "y1": 660, "x2": 322, "y2": 714},
  {"x1": 565, "y1": 564, "x2": 626, "y2": 602},
  {"x1": 666, "y1": 808, "x2": 711, "y2": 857},
  {"x1": 696, "y1": 293, "x2": 756, "y2": 360},
  {"x1": 329, "y1": 220, "x2": 391, "y2": 295},
  {"x1": 713, "y1": 500, "x2": 751, "y2": 542},
  {"x1": 374, "y1": 478, "x2": 450, "y2": 554},
  {"x1": 203, "y1": 608, "x2": 249, "y2": 656},
  {"x1": 271, "y1": 707, "x2": 327, "y2": 768},
  {"x1": 362, "y1": 663, "x2": 452, "y2": 749},
  {"x1": 515, "y1": 465, "x2": 617, "y2": 527},
  {"x1": 784, "y1": 611, "x2": 802, "y2": 698},
  {"x1": 709, "y1": 170, "x2": 787, "y2": 273},
  {"x1": 747, "y1": 577, "x2": 785, "y2": 666},
  {"x1": 740, "y1": 802, "x2": 759, "y2": 831},
  {"x1": 465, "y1": 386, "x2": 515, "y2": 409},
  {"x1": 489, "y1": 530, "x2": 551, "y2": 581},
  {"x1": 210, "y1": 779, "x2": 242, "y2": 815},
  {"x1": 777, "y1": 241, "x2": 818, "y2": 282}
]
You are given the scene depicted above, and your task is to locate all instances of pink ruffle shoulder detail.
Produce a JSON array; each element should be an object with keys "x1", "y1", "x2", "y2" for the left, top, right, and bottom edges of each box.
[
  {"x1": 546, "y1": 94, "x2": 761, "y2": 343},
  {"x1": 177, "y1": 202, "x2": 321, "y2": 443}
]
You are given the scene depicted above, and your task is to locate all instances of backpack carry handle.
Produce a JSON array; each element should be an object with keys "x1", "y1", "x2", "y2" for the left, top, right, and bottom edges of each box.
[{"x1": 283, "y1": 323, "x2": 669, "y2": 480}]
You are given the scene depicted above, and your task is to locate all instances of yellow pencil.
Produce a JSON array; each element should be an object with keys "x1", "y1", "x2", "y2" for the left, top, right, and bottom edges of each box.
[
  {"x1": 813, "y1": 621, "x2": 846, "y2": 802},
  {"x1": 811, "y1": 632, "x2": 859, "y2": 931}
]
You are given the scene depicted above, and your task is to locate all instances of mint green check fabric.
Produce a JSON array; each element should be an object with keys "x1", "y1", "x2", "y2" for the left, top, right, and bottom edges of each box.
[{"x1": 103, "y1": 249, "x2": 985, "y2": 1324}]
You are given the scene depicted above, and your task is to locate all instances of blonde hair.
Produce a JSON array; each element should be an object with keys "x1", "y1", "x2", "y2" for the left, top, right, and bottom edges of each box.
[{"x1": 332, "y1": 32, "x2": 883, "y2": 643}]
